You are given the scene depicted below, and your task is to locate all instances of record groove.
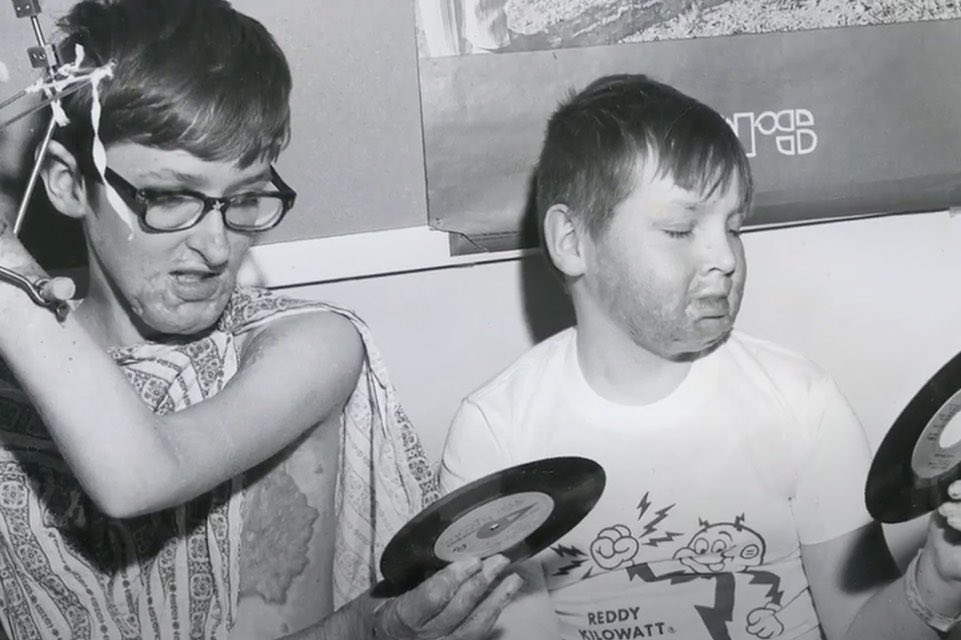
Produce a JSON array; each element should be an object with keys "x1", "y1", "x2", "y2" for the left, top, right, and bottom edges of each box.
[
  {"x1": 867, "y1": 349, "x2": 961, "y2": 523},
  {"x1": 379, "y1": 456, "x2": 606, "y2": 594}
]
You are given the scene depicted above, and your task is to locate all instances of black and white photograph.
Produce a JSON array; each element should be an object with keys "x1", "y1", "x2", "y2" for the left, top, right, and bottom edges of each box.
[{"x1": 4, "y1": 1, "x2": 961, "y2": 640}]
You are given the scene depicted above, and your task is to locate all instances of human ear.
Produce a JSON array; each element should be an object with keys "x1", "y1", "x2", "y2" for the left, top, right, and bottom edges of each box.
[
  {"x1": 543, "y1": 203, "x2": 587, "y2": 278},
  {"x1": 39, "y1": 140, "x2": 90, "y2": 219}
]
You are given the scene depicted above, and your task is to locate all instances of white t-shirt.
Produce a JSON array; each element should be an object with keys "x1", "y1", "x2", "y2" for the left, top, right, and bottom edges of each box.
[{"x1": 440, "y1": 328, "x2": 873, "y2": 640}]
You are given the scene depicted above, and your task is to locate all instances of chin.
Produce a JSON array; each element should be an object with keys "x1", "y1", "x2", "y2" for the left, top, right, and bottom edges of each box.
[
  {"x1": 668, "y1": 329, "x2": 732, "y2": 362},
  {"x1": 142, "y1": 301, "x2": 228, "y2": 337}
]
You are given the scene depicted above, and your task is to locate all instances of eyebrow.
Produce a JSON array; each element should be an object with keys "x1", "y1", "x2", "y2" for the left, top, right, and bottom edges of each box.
[
  {"x1": 137, "y1": 168, "x2": 272, "y2": 191},
  {"x1": 232, "y1": 170, "x2": 274, "y2": 190}
]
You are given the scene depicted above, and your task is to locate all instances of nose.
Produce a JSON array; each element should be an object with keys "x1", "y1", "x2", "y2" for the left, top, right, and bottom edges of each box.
[
  {"x1": 700, "y1": 226, "x2": 738, "y2": 275},
  {"x1": 185, "y1": 203, "x2": 231, "y2": 268}
]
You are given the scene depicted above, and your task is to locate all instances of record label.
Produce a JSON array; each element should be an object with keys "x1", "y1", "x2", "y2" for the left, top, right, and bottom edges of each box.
[
  {"x1": 911, "y1": 388, "x2": 961, "y2": 480},
  {"x1": 867, "y1": 348, "x2": 961, "y2": 523},
  {"x1": 433, "y1": 491, "x2": 555, "y2": 562}
]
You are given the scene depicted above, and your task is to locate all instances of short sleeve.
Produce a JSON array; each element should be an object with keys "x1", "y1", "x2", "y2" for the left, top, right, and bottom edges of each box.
[
  {"x1": 439, "y1": 398, "x2": 514, "y2": 494},
  {"x1": 792, "y1": 376, "x2": 874, "y2": 545}
]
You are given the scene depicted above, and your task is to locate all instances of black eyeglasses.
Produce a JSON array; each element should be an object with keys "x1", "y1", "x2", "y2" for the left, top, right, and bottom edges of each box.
[{"x1": 102, "y1": 166, "x2": 297, "y2": 233}]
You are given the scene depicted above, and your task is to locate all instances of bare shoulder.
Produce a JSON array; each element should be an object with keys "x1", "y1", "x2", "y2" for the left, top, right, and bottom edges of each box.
[{"x1": 238, "y1": 309, "x2": 365, "y2": 374}]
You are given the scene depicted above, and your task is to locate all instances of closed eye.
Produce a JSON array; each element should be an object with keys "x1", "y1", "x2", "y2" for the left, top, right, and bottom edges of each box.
[
  {"x1": 727, "y1": 213, "x2": 746, "y2": 237},
  {"x1": 663, "y1": 229, "x2": 693, "y2": 239}
]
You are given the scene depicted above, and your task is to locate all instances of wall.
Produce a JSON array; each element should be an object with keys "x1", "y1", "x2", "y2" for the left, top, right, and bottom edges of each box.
[{"x1": 0, "y1": 0, "x2": 425, "y2": 245}]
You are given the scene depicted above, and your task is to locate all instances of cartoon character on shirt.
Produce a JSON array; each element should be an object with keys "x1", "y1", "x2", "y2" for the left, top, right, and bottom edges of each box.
[
  {"x1": 670, "y1": 518, "x2": 786, "y2": 639},
  {"x1": 556, "y1": 498, "x2": 806, "y2": 640}
]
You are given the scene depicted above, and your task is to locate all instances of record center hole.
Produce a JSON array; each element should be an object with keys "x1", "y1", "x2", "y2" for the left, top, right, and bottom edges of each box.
[{"x1": 939, "y1": 413, "x2": 961, "y2": 449}]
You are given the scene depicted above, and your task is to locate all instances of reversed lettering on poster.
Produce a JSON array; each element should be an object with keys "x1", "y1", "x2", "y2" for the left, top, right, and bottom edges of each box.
[
  {"x1": 725, "y1": 110, "x2": 818, "y2": 158},
  {"x1": 579, "y1": 607, "x2": 673, "y2": 638}
]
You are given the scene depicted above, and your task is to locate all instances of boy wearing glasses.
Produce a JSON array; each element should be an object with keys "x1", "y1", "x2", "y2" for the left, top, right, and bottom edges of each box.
[{"x1": 0, "y1": 1, "x2": 519, "y2": 639}]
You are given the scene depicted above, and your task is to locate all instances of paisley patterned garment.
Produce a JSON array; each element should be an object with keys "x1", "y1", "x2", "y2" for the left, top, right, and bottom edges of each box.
[{"x1": 0, "y1": 288, "x2": 438, "y2": 640}]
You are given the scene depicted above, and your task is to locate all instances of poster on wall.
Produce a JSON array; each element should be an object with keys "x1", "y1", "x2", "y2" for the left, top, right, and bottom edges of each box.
[{"x1": 414, "y1": 1, "x2": 961, "y2": 253}]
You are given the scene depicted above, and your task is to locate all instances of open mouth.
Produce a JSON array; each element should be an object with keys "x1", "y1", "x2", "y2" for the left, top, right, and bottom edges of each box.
[
  {"x1": 169, "y1": 270, "x2": 224, "y2": 301},
  {"x1": 694, "y1": 297, "x2": 730, "y2": 318},
  {"x1": 171, "y1": 270, "x2": 217, "y2": 282}
]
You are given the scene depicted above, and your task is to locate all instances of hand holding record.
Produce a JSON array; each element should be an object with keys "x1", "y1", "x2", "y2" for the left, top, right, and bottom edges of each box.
[
  {"x1": 865, "y1": 350, "x2": 961, "y2": 630},
  {"x1": 368, "y1": 555, "x2": 522, "y2": 640}
]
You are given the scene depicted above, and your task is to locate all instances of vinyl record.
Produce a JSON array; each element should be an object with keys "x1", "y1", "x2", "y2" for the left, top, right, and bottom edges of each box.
[
  {"x1": 379, "y1": 456, "x2": 606, "y2": 594},
  {"x1": 866, "y1": 349, "x2": 961, "y2": 523}
]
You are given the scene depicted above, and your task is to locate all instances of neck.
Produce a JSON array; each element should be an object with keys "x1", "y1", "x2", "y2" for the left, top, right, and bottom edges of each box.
[{"x1": 573, "y1": 302, "x2": 692, "y2": 406}]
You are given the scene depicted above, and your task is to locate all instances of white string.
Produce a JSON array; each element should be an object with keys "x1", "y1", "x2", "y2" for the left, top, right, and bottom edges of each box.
[
  {"x1": 22, "y1": 45, "x2": 133, "y2": 235},
  {"x1": 87, "y1": 64, "x2": 134, "y2": 235}
]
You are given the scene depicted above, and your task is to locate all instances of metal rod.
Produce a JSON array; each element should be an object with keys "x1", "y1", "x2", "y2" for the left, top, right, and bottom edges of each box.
[
  {"x1": 29, "y1": 15, "x2": 45, "y2": 48},
  {"x1": 0, "y1": 82, "x2": 85, "y2": 132},
  {"x1": 0, "y1": 88, "x2": 28, "y2": 112},
  {"x1": 14, "y1": 114, "x2": 56, "y2": 235}
]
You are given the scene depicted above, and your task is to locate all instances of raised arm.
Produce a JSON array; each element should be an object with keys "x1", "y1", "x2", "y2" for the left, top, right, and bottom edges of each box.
[{"x1": 0, "y1": 223, "x2": 362, "y2": 518}]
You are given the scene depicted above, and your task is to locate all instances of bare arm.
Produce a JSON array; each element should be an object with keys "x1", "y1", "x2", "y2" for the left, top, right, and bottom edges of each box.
[
  {"x1": 802, "y1": 518, "x2": 961, "y2": 640},
  {"x1": 0, "y1": 228, "x2": 362, "y2": 518},
  {"x1": 802, "y1": 522, "x2": 937, "y2": 639}
]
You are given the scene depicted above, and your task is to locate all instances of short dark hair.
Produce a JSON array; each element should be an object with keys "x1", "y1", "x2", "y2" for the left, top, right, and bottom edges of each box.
[
  {"x1": 52, "y1": 0, "x2": 292, "y2": 178},
  {"x1": 535, "y1": 74, "x2": 753, "y2": 242}
]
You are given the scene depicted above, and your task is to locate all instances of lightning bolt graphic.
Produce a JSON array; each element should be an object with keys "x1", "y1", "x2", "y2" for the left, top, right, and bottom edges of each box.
[
  {"x1": 553, "y1": 559, "x2": 587, "y2": 577},
  {"x1": 748, "y1": 570, "x2": 784, "y2": 606},
  {"x1": 640, "y1": 504, "x2": 675, "y2": 539},
  {"x1": 551, "y1": 544, "x2": 586, "y2": 558},
  {"x1": 636, "y1": 492, "x2": 652, "y2": 521},
  {"x1": 643, "y1": 531, "x2": 684, "y2": 547},
  {"x1": 696, "y1": 573, "x2": 736, "y2": 640},
  {"x1": 695, "y1": 604, "x2": 732, "y2": 640}
]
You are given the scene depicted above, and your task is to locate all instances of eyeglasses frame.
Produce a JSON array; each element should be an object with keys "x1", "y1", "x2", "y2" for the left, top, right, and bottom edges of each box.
[{"x1": 101, "y1": 166, "x2": 297, "y2": 233}]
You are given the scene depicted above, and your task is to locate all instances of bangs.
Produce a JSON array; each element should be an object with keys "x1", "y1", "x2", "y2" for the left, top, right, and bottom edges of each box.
[
  {"x1": 652, "y1": 103, "x2": 753, "y2": 211},
  {"x1": 56, "y1": 0, "x2": 292, "y2": 169},
  {"x1": 128, "y1": 70, "x2": 291, "y2": 167}
]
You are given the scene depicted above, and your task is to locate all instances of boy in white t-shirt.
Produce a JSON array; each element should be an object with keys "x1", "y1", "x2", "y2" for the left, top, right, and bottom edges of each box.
[{"x1": 440, "y1": 74, "x2": 961, "y2": 640}]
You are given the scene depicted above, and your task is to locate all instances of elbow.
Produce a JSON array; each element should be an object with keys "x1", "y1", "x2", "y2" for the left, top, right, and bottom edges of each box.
[
  {"x1": 96, "y1": 502, "x2": 142, "y2": 521},
  {"x1": 90, "y1": 486, "x2": 165, "y2": 520},
  {"x1": 82, "y1": 464, "x2": 184, "y2": 520}
]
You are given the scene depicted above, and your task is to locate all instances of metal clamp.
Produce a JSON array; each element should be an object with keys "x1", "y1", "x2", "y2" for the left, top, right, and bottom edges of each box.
[
  {"x1": 0, "y1": 264, "x2": 75, "y2": 321},
  {"x1": 11, "y1": 0, "x2": 41, "y2": 18}
]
